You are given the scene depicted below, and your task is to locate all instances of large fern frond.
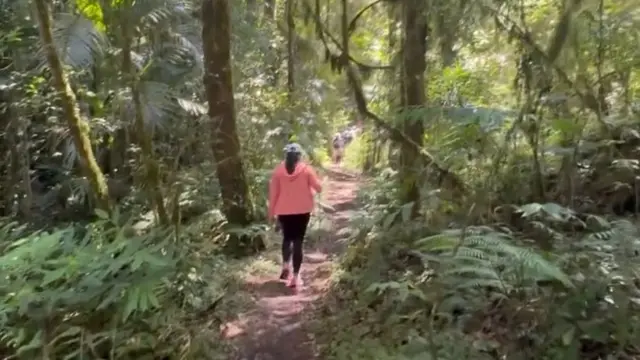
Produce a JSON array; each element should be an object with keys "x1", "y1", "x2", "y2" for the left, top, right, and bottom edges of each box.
[{"x1": 416, "y1": 227, "x2": 574, "y2": 290}]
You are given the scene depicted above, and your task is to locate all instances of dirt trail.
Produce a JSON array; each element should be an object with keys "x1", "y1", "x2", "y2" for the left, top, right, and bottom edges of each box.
[{"x1": 224, "y1": 165, "x2": 361, "y2": 360}]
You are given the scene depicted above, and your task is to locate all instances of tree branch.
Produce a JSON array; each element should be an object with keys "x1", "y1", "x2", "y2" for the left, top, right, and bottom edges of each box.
[
  {"x1": 302, "y1": 0, "x2": 466, "y2": 193},
  {"x1": 344, "y1": 63, "x2": 467, "y2": 193},
  {"x1": 303, "y1": 0, "x2": 393, "y2": 70},
  {"x1": 484, "y1": 4, "x2": 608, "y2": 125},
  {"x1": 348, "y1": 0, "x2": 388, "y2": 35}
]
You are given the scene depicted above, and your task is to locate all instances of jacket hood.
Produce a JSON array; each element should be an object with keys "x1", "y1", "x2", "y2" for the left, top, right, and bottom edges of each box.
[{"x1": 280, "y1": 161, "x2": 307, "y2": 179}]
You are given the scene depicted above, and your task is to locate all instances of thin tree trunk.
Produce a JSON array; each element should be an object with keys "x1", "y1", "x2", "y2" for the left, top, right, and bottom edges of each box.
[
  {"x1": 202, "y1": 0, "x2": 265, "y2": 256},
  {"x1": 387, "y1": 3, "x2": 400, "y2": 169},
  {"x1": 1, "y1": 89, "x2": 19, "y2": 216},
  {"x1": 262, "y1": 0, "x2": 279, "y2": 87},
  {"x1": 286, "y1": 0, "x2": 295, "y2": 97},
  {"x1": 435, "y1": 0, "x2": 466, "y2": 68},
  {"x1": 34, "y1": 0, "x2": 111, "y2": 212},
  {"x1": 19, "y1": 119, "x2": 32, "y2": 217},
  {"x1": 263, "y1": 0, "x2": 275, "y2": 21},
  {"x1": 285, "y1": 0, "x2": 297, "y2": 138},
  {"x1": 120, "y1": 4, "x2": 169, "y2": 225},
  {"x1": 245, "y1": 0, "x2": 257, "y2": 23},
  {"x1": 398, "y1": 0, "x2": 427, "y2": 216}
]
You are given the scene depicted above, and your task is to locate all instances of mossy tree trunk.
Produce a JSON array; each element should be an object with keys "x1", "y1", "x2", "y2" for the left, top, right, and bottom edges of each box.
[
  {"x1": 202, "y1": 0, "x2": 265, "y2": 256},
  {"x1": 34, "y1": 0, "x2": 111, "y2": 213},
  {"x1": 398, "y1": 0, "x2": 427, "y2": 217}
]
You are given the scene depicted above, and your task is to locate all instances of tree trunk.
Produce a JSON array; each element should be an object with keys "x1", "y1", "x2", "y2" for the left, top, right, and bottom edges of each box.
[
  {"x1": 437, "y1": 15, "x2": 457, "y2": 68},
  {"x1": 435, "y1": 0, "x2": 466, "y2": 68},
  {"x1": 286, "y1": 0, "x2": 295, "y2": 97},
  {"x1": 202, "y1": 0, "x2": 265, "y2": 256},
  {"x1": 245, "y1": 0, "x2": 257, "y2": 23},
  {"x1": 398, "y1": 0, "x2": 427, "y2": 216},
  {"x1": 285, "y1": 0, "x2": 297, "y2": 139},
  {"x1": 261, "y1": 0, "x2": 279, "y2": 95},
  {"x1": 0, "y1": 88, "x2": 19, "y2": 216},
  {"x1": 120, "y1": 3, "x2": 169, "y2": 225},
  {"x1": 34, "y1": 0, "x2": 111, "y2": 212},
  {"x1": 387, "y1": 3, "x2": 400, "y2": 169},
  {"x1": 263, "y1": 0, "x2": 276, "y2": 21}
]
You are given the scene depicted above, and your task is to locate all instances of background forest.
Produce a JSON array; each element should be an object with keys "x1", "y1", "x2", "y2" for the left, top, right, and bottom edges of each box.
[{"x1": 0, "y1": 0, "x2": 639, "y2": 358}]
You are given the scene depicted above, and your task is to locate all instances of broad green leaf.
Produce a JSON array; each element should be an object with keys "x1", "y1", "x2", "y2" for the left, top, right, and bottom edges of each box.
[
  {"x1": 41, "y1": 268, "x2": 66, "y2": 286},
  {"x1": 94, "y1": 208, "x2": 109, "y2": 219},
  {"x1": 122, "y1": 287, "x2": 140, "y2": 322},
  {"x1": 75, "y1": 0, "x2": 105, "y2": 32}
]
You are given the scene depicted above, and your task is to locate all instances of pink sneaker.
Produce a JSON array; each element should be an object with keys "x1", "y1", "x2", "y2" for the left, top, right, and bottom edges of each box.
[
  {"x1": 279, "y1": 266, "x2": 290, "y2": 281},
  {"x1": 287, "y1": 275, "x2": 303, "y2": 289}
]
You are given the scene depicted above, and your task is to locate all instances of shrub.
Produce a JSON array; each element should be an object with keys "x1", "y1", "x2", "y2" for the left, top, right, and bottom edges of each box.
[{"x1": 0, "y1": 212, "x2": 227, "y2": 359}]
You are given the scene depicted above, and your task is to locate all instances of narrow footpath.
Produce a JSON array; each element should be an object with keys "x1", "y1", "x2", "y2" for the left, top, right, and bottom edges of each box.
[{"x1": 223, "y1": 165, "x2": 361, "y2": 360}]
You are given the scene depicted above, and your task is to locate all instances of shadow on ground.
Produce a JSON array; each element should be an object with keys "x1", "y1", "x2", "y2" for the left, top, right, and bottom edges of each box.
[
  {"x1": 331, "y1": 200, "x2": 358, "y2": 212},
  {"x1": 244, "y1": 280, "x2": 290, "y2": 299}
]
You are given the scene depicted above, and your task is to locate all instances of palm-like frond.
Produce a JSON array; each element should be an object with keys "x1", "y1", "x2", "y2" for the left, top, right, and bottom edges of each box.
[
  {"x1": 111, "y1": 81, "x2": 174, "y2": 130},
  {"x1": 176, "y1": 98, "x2": 207, "y2": 116},
  {"x1": 36, "y1": 13, "x2": 108, "y2": 72},
  {"x1": 34, "y1": 0, "x2": 206, "y2": 166},
  {"x1": 132, "y1": 0, "x2": 196, "y2": 29},
  {"x1": 142, "y1": 39, "x2": 202, "y2": 84}
]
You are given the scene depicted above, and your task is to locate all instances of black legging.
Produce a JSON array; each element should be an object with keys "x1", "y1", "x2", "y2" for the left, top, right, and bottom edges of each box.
[{"x1": 278, "y1": 213, "x2": 311, "y2": 274}]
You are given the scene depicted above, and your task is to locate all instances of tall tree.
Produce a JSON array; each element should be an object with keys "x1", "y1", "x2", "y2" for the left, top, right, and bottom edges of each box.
[
  {"x1": 34, "y1": 0, "x2": 111, "y2": 212},
  {"x1": 202, "y1": 0, "x2": 265, "y2": 255},
  {"x1": 263, "y1": 0, "x2": 276, "y2": 20},
  {"x1": 434, "y1": 0, "x2": 466, "y2": 67},
  {"x1": 285, "y1": 0, "x2": 297, "y2": 139},
  {"x1": 245, "y1": 0, "x2": 257, "y2": 23},
  {"x1": 119, "y1": 0, "x2": 170, "y2": 225},
  {"x1": 398, "y1": 0, "x2": 427, "y2": 215}
]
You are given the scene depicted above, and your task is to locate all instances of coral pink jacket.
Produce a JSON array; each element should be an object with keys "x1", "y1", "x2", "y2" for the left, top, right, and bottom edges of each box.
[{"x1": 268, "y1": 161, "x2": 322, "y2": 218}]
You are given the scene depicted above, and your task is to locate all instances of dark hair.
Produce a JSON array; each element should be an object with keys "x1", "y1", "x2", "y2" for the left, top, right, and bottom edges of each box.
[{"x1": 285, "y1": 151, "x2": 301, "y2": 174}]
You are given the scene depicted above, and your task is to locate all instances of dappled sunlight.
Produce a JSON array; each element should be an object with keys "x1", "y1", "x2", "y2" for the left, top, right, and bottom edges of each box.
[{"x1": 1, "y1": 0, "x2": 638, "y2": 358}]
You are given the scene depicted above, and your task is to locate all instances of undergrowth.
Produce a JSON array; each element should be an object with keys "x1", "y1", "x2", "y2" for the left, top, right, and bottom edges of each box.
[
  {"x1": 0, "y1": 209, "x2": 254, "y2": 360},
  {"x1": 313, "y1": 170, "x2": 640, "y2": 360}
]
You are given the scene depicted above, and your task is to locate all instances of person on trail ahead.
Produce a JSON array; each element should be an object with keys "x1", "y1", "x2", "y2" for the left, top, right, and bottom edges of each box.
[
  {"x1": 332, "y1": 133, "x2": 345, "y2": 164},
  {"x1": 268, "y1": 143, "x2": 323, "y2": 289},
  {"x1": 342, "y1": 130, "x2": 354, "y2": 145}
]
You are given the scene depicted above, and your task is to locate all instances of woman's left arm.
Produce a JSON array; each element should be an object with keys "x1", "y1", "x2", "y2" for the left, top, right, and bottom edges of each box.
[
  {"x1": 307, "y1": 166, "x2": 323, "y2": 193},
  {"x1": 268, "y1": 171, "x2": 280, "y2": 218}
]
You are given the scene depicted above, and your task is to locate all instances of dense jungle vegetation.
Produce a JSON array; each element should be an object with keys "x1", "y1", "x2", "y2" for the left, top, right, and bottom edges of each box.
[{"x1": 0, "y1": 0, "x2": 639, "y2": 358}]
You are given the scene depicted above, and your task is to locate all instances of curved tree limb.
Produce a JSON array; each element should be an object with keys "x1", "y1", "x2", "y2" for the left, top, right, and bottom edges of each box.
[
  {"x1": 303, "y1": 0, "x2": 393, "y2": 70},
  {"x1": 348, "y1": 0, "x2": 388, "y2": 35},
  {"x1": 302, "y1": 0, "x2": 466, "y2": 193}
]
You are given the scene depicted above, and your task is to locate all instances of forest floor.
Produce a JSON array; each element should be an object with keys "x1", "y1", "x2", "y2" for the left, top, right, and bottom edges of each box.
[{"x1": 223, "y1": 164, "x2": 361, "y2": 360}]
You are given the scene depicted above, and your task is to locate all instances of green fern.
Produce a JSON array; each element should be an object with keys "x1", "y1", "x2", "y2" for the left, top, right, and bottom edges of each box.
[{"x1": 415, "y1": 226, "x2": 574, "y2": 290}]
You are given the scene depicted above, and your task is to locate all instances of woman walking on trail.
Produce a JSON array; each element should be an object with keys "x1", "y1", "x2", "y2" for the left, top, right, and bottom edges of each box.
[{"x1": 268, "y1": 143, "x2": 323, "y2": 289}]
